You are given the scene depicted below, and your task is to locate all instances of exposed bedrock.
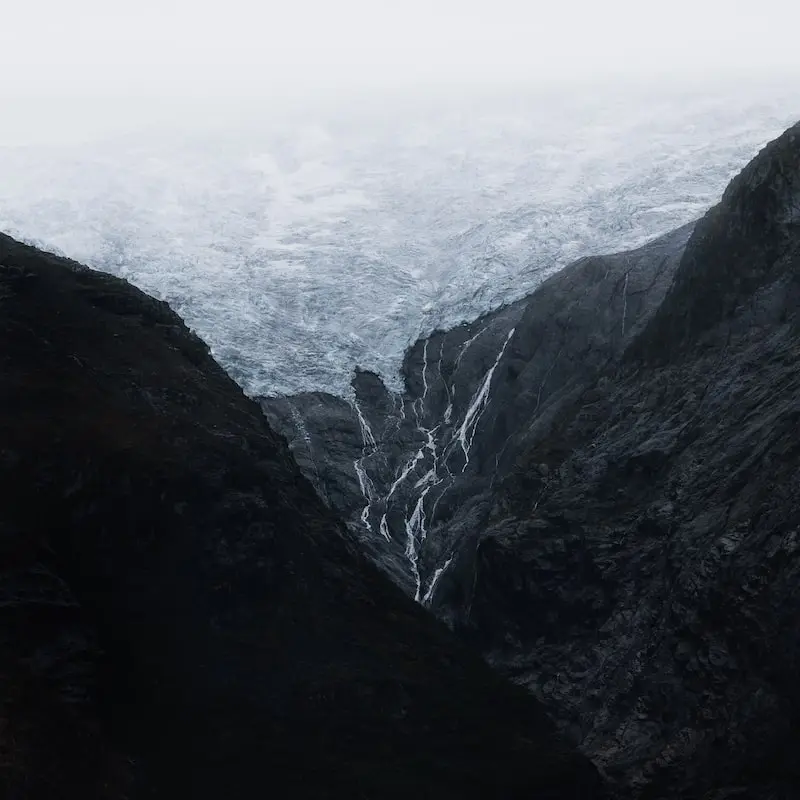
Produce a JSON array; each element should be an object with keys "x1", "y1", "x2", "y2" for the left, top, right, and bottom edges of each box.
[
  {"x1": 0, "y1": 232, "x2": 607, "y2": 798},
  {"x1": 262, "y1": 122, "x2": 800, "y2": 798}
]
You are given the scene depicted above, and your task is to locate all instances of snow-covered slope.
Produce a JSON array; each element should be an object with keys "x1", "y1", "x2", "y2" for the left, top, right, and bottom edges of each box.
[{"x1": 1, "y1": 83, "x2": 798, "y2": 396}]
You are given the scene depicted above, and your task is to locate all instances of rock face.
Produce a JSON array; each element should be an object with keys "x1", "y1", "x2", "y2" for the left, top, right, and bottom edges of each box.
[
  {"x1": 262, "y1": 122, "x2": 800, "y2": 798},
  {"x1": 261, "y1": 219, "x2": 693, "y2": 606},
  {"x1": 0, "y1": 233, "x2": 608, "y2": 798}
]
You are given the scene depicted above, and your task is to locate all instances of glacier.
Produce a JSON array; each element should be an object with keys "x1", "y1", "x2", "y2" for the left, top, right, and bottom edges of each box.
[{"x1": 1, "y1": 82, "x2": 798, "y2": 398}]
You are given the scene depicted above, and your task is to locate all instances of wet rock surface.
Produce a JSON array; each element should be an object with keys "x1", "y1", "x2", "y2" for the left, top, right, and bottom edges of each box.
[
  {"x1": 0, "y1": 232, "x2": 608, "y2": 798},
  {"x1": 264, "y1": 122, "x2": 800, "y2": 798}
]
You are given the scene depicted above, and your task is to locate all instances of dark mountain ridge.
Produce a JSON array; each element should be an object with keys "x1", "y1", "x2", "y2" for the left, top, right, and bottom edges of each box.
[
  {"x1": 263, "y1": 121, "x2": 800, "y2": 798},
  {"x1": 0, "y1": 233, "x2": 606, "y2": 797}
]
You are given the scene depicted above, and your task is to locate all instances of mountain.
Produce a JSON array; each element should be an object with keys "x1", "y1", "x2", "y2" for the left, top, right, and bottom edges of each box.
[
  {"x1": 0, "y1": 233, "x2": 607, "y2": 797},
  {"x1": 262, "y1": 121, "x2": 800, "y2": 798}
]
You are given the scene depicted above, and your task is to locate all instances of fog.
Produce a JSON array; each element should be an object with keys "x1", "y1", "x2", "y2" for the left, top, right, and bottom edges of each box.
[
  {"x1": 2, "y1": 0, "x2": 800, "y2": 143},
  {"x1": 3, "y1": 84, "x2": 797, "y2": 395},
  {"x1": 2, "y1": 1, "x2": 799, "y2": 395}
]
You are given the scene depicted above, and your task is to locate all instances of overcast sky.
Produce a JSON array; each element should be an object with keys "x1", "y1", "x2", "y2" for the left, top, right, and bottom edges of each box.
[
  {"x1": 3, "y1": 0, "x2": 800, "y2": 97},
  {"x1": 1, "y1": 0, "x2": 798, "y2": 142}
]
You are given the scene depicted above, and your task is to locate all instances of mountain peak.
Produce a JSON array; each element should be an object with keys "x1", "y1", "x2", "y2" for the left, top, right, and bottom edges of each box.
[
  {"x1": 723, "y1": 120, "x2": 800, "y2": 226},
  {"x1": 635, "y1": 120, "x2": 800, "y2": 362}
]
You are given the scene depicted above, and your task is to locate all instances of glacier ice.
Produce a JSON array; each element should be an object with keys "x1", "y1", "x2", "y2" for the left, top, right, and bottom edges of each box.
[{"x1": 0, "y1": 85, "x2": 798, "y2": 399}]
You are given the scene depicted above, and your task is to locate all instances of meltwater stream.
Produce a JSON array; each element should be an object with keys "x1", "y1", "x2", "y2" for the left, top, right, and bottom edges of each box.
[
  {"x1": 1, "y1": 83, "x2": 799, "y2": 399},
  {"x1": 340, "y1": 317, "x2": 525, "y2": 601}
]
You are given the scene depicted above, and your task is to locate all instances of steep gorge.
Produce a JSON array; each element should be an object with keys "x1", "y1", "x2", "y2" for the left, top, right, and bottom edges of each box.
[
  {"x1": 0, "y1": 231, "x2": 607, "y2": 798},
  {"x1": 262, "y1": 121, "x2": 800, "y2": 798}
]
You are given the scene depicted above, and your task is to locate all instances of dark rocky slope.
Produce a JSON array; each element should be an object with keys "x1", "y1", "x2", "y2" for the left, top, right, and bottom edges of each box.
[
  {"x1": 0, "y1": 233, "x2": 608, "y2": 798},
  {"x1": 261, "y1": 219, "x2": 694, "y2": 605},
  {"x1": 263, "y1": 122, "x2": 800, "y2": 798}
]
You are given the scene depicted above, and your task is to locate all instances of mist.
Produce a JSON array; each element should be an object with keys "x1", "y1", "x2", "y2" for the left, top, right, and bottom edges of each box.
[
  {"x1": 2, "y1": 0, "x2": 799, "y2": 394},
  {"x1": 3, "y1": 0, "x2": 800, "y2": 143}
]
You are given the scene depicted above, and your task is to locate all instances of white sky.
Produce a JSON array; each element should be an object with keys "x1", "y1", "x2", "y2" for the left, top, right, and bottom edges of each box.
[
  {"x1": 1, "y1": 0, "x2": 799, "y2": 141},
  {"x1": 3, "y1": 0, "x2": 800, "y2": 96}
]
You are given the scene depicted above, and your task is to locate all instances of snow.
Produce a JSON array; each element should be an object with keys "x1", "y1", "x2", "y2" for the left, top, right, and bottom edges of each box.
[{"x1": 0, "y1": 84, "x2": 798, "y2": 397}]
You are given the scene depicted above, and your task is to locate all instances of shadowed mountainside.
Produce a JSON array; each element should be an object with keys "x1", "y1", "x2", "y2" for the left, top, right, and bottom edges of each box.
[
  {"x1": 263, "y1": 122, "x2": 800, "y2": 798},
  {"x1": 0, "y1": 232, "x2": 608, "y2": 798}
]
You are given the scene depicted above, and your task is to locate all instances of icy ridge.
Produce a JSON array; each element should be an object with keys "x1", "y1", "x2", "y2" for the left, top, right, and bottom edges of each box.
[{"x1": 1, "y1": 90, "x2": 797, "y2": 397}]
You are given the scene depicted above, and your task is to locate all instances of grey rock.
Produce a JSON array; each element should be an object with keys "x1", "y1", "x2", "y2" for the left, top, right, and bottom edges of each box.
[
  {"x1": 0, "y1": 230, "x2": 608, "y2": 799},
  {"x1": 265, "y1": 121, "x2": 800, "y2": 799}
]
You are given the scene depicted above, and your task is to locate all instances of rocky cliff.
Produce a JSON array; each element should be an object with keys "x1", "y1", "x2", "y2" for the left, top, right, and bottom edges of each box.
[
  {"x1": 262, "y1": 122, "x2": 800, "y2": 798},
  {"x1": 0, "y1": 233, "x2": 608, "y2": 798}
]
